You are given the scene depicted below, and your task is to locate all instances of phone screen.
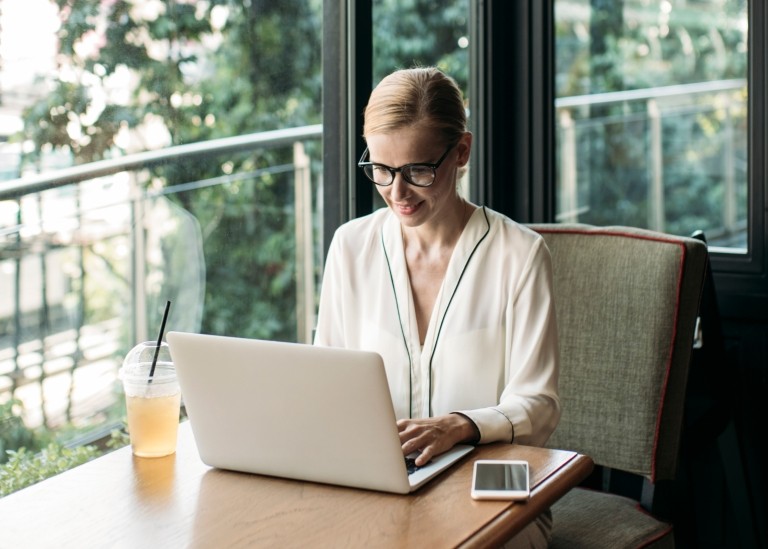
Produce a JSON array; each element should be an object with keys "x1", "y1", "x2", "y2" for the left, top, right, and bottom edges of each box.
[{"x1": 471, "y1": 460, "x2": 530, "y2": 500}]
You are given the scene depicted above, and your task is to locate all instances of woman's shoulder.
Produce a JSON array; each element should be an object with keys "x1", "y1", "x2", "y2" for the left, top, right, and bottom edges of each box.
[
  {"x1": 479, "y1": 208, "x2": 552, "y2": 277},
  {"x1": 330, "y1": 207, "x2": 390, "y2": 248},
  {"x1": 482, "y1": 207, "x2": 546, "y2": 246}
]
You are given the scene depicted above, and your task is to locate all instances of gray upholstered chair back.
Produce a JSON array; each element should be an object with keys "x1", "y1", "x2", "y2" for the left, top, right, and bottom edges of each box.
[{"x1": 529, "y1": 224, "x2": 707, "y2": 483}]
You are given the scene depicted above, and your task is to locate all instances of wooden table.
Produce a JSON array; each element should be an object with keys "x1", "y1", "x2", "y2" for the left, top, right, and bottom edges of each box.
[{"x1": 0, "y1": 422, "x2": 593, "y2": 548}]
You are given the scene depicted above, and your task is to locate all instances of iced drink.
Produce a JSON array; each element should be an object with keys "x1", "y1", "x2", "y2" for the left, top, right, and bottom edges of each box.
[
  {"x1": 120, "y1": 342, "x2": 181, "y2": 458},
  {"x1": 125, "y1": 391, "x2": 181, "y2": 457}
]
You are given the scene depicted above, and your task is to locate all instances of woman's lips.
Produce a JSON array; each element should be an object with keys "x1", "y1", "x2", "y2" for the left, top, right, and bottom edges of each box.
[{"x1": 395, "y1": 202, "x2": 422, "y2": 215}]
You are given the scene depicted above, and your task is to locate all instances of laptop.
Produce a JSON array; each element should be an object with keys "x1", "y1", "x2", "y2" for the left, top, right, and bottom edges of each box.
[{"x1": 166, "y1": 331, "x2": 473, "y2": 494}]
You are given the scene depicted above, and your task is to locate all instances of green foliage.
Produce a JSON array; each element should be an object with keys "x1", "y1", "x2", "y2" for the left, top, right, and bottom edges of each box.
[
  {"x1": 15, "y1": 0, "x2": 325, "y2": 344},
  {"x1": 0, "y1": 400, "x2": 44, "y2": 464},
  {"x1": 555, "y1": 0, "x2": 748, "y2": 239},
  {"x1": 0, "y1": 404, "x2": 128, "y2": 498},
  {"x1": 373, "y1": 0, "x2": 470, "y2": 93},
  {"x1": 0, "y1": 443, "x2": 100, "y2": 498},
  {"x1": 556, "y1": 0, "x2": 747, "y2": 97},
  {"x1": 0, "y1": 399, "x2": 124, "y2": 497},
  {"x1": 106, "y1": 428, "x2": 131, "y2": 451},
  {"x1": 154, "y1": 0, "x2": 320, "y2": 342}
]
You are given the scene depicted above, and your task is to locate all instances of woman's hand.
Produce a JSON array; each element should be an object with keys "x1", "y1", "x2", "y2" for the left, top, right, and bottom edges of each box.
[{"x1": 397, "y1": 413, "x2": 479, "y2": 466}]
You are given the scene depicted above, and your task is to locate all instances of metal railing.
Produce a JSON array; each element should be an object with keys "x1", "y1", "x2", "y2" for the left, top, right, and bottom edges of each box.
[
  {"x1": 0, "y1": 124, "x2": 322, "y2": 433},
  {"x1": 555, "y1": 79, "x2": 747, "y2": 250},
  {"x1": 0, "y1": 125, "x2": 322, "y2": 201}
]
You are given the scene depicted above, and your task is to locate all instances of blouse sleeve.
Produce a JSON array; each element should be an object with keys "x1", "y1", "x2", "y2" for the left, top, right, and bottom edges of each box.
[
  {"x1": 456, "y1": 237, "x2": 561, "y2": 447},
  {"x1": 313, "y1": 233, "x2": 347, "y2": 348}
]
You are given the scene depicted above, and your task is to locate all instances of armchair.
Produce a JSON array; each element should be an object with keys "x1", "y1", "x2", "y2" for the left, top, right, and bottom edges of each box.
[{"x1": 528, "y1": 224, "x2": 708, "y2": 548}]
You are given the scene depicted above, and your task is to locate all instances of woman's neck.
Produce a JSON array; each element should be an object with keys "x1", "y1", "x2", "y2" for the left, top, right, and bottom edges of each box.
[{"x1": 401, "y1": 198, "x2": 474, "y2": 253}]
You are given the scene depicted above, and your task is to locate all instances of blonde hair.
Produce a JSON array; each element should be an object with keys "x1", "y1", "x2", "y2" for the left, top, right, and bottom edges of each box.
[{"x1": 363, "y1": 67, "x2": 467, "y2": 145}]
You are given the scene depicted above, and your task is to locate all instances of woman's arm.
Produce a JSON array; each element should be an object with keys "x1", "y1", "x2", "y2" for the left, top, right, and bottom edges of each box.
[{"x1": 458, "y1": 237, "x2": 561, "y2": 447}]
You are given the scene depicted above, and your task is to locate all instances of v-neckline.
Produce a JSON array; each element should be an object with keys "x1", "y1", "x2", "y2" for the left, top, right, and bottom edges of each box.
[{"x1": 382, "y1": 206, "x2": 487, "y2": 357}]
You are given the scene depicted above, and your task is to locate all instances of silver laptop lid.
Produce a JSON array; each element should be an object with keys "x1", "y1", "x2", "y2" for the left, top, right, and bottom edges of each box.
[{"x1": 167, "y1": 331, "x2": 414, "y2": 493}]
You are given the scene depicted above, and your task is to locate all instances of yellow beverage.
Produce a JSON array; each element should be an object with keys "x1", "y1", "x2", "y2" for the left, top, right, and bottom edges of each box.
[
  {"x1": 120, "y1": 342, "x2": 180, "y2": 458},
  {"x1": 126, "y1": 392, "x2": 181, "y2": 458}
]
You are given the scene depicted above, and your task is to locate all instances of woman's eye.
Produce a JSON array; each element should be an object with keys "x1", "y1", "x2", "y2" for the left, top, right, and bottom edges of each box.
[{"x1": 409, "y1": 166, "x2": 431, "y2": 176}]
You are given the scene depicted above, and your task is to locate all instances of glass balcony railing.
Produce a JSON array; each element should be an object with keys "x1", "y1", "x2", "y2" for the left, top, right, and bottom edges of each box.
[
  {"x1": 0, "y1": 124, "x2": 322, "y2": 442},
  {"x1": 555, "y1": 78, "x2": 748, "y2": 252}
]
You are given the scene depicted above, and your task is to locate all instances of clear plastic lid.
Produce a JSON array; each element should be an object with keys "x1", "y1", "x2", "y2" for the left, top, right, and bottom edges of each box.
[{"x1": 119, "y1": 341, "x2": 176, "y2": 384}]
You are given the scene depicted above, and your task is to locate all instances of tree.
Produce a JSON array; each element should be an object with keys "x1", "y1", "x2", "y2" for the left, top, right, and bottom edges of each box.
[
  {"x1": 373, "y1": 0, "x2": 470, "y2": 92},
  {"x1": 20, "y1": 0, "x2": 322, "y2": 343},
  {"x1": 555, "y1": 0, "x2": 748, "y2": 239}
]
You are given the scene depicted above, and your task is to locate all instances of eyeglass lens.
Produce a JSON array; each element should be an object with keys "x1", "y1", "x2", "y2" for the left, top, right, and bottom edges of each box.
[{"x1": 362, "y1": 164, "x2": 435, "y2": 187}]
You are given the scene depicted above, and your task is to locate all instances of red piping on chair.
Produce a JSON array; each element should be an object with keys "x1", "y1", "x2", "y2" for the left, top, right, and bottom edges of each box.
[
  {"x1": 633, "y1": 502, "x2": 674, "y2": 547},
  {"x1": 532, "y1": 227, "x2": 688, "y2": 483}
]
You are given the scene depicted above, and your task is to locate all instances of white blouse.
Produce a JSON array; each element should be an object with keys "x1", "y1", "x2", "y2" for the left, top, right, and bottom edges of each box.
[{"x1": 314, "y1": 206, "x2": 560, "y2": 446}]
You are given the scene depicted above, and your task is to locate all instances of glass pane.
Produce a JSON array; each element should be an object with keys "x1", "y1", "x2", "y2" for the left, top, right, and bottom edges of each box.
[
  {"x1": 554, "y1": 0, "x2": 748, "y2": 251},
  {"x1": 0, "y1": 0, "x2": 322, "y2": 472},
  {"x1": 371, "y1": 0, "x2": 472, "y2": 204}
]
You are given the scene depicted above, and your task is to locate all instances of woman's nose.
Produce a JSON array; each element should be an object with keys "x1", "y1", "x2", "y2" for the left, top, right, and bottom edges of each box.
[{"x1": 390, "y1": 172, "x2": 410, "y2": 200}]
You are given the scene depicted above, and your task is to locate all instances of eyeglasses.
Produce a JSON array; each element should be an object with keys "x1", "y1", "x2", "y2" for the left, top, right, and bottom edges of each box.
[{"x1": 357, "y1": 144, "x2": 455, "y2": 187}]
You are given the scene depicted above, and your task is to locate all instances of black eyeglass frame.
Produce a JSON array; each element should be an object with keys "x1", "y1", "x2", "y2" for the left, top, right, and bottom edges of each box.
[{"x1": 357, "y1": 144, "x2": 455, "y2": 187}]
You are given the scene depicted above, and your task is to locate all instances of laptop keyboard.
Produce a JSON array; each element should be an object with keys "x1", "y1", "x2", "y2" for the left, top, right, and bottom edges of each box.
[{"x1": 405, "y1": 457, "x2": 421, "y2": 475}]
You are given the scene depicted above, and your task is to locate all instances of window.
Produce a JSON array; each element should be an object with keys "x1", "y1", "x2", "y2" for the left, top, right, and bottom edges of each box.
[
  {"x1": 554, "y1": 0, "x2": 749, "y2": 253},
  {"x1": 0, "y1": 1, "x2": 322, "y2": 449}
]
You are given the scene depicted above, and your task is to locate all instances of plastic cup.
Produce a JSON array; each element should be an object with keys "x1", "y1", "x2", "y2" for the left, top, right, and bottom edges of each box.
[{"x1": 119, "y1": 341, "x2": 181, "y2": 458}]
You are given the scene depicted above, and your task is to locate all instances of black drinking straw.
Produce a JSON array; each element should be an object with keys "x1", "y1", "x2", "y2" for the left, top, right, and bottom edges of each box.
[{"x1": 148, "y1": 300, "x2": 171, "y2": 382}]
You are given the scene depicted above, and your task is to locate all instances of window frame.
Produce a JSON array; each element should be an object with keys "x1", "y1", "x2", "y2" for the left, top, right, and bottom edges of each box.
[
  {"x1": 468, "y1": 1, "x2": 555, "y2": 223},
  {"x1": 710, "y1": 0, "x2": 768, "y2": 319},
  {"x1": 321, "y1": 0, "x2": 373, "y2": 258}
]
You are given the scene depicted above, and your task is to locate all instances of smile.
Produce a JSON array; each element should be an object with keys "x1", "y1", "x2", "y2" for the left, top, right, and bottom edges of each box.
[{"x1": 394, "y1": 202, "x2": 422, "y2": 215}]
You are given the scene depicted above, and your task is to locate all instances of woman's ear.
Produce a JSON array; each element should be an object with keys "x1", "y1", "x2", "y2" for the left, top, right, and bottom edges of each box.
[{"x1": 456, "y1": 132, "x2": 473, "y2": 167}]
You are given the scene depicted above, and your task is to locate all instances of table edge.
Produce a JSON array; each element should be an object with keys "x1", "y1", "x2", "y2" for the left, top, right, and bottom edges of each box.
[{"x1": 457, "y1": 452, "x2": 595, "y2": 548}]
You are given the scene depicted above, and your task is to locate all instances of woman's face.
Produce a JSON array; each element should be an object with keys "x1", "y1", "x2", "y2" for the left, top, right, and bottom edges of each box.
[{"x1": 365, "y1": 125, "x2": 471, "y2": 230}]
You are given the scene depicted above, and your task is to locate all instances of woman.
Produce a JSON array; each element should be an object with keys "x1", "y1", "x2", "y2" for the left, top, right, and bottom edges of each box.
[{"x1": 314, "y1": 67, "x2": 560, "y2": 547}]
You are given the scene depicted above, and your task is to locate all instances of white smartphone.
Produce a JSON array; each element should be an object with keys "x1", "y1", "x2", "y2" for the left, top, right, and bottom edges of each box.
[{"x1": 470, "y1": 459, "x2": 530, "y2": 501}]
